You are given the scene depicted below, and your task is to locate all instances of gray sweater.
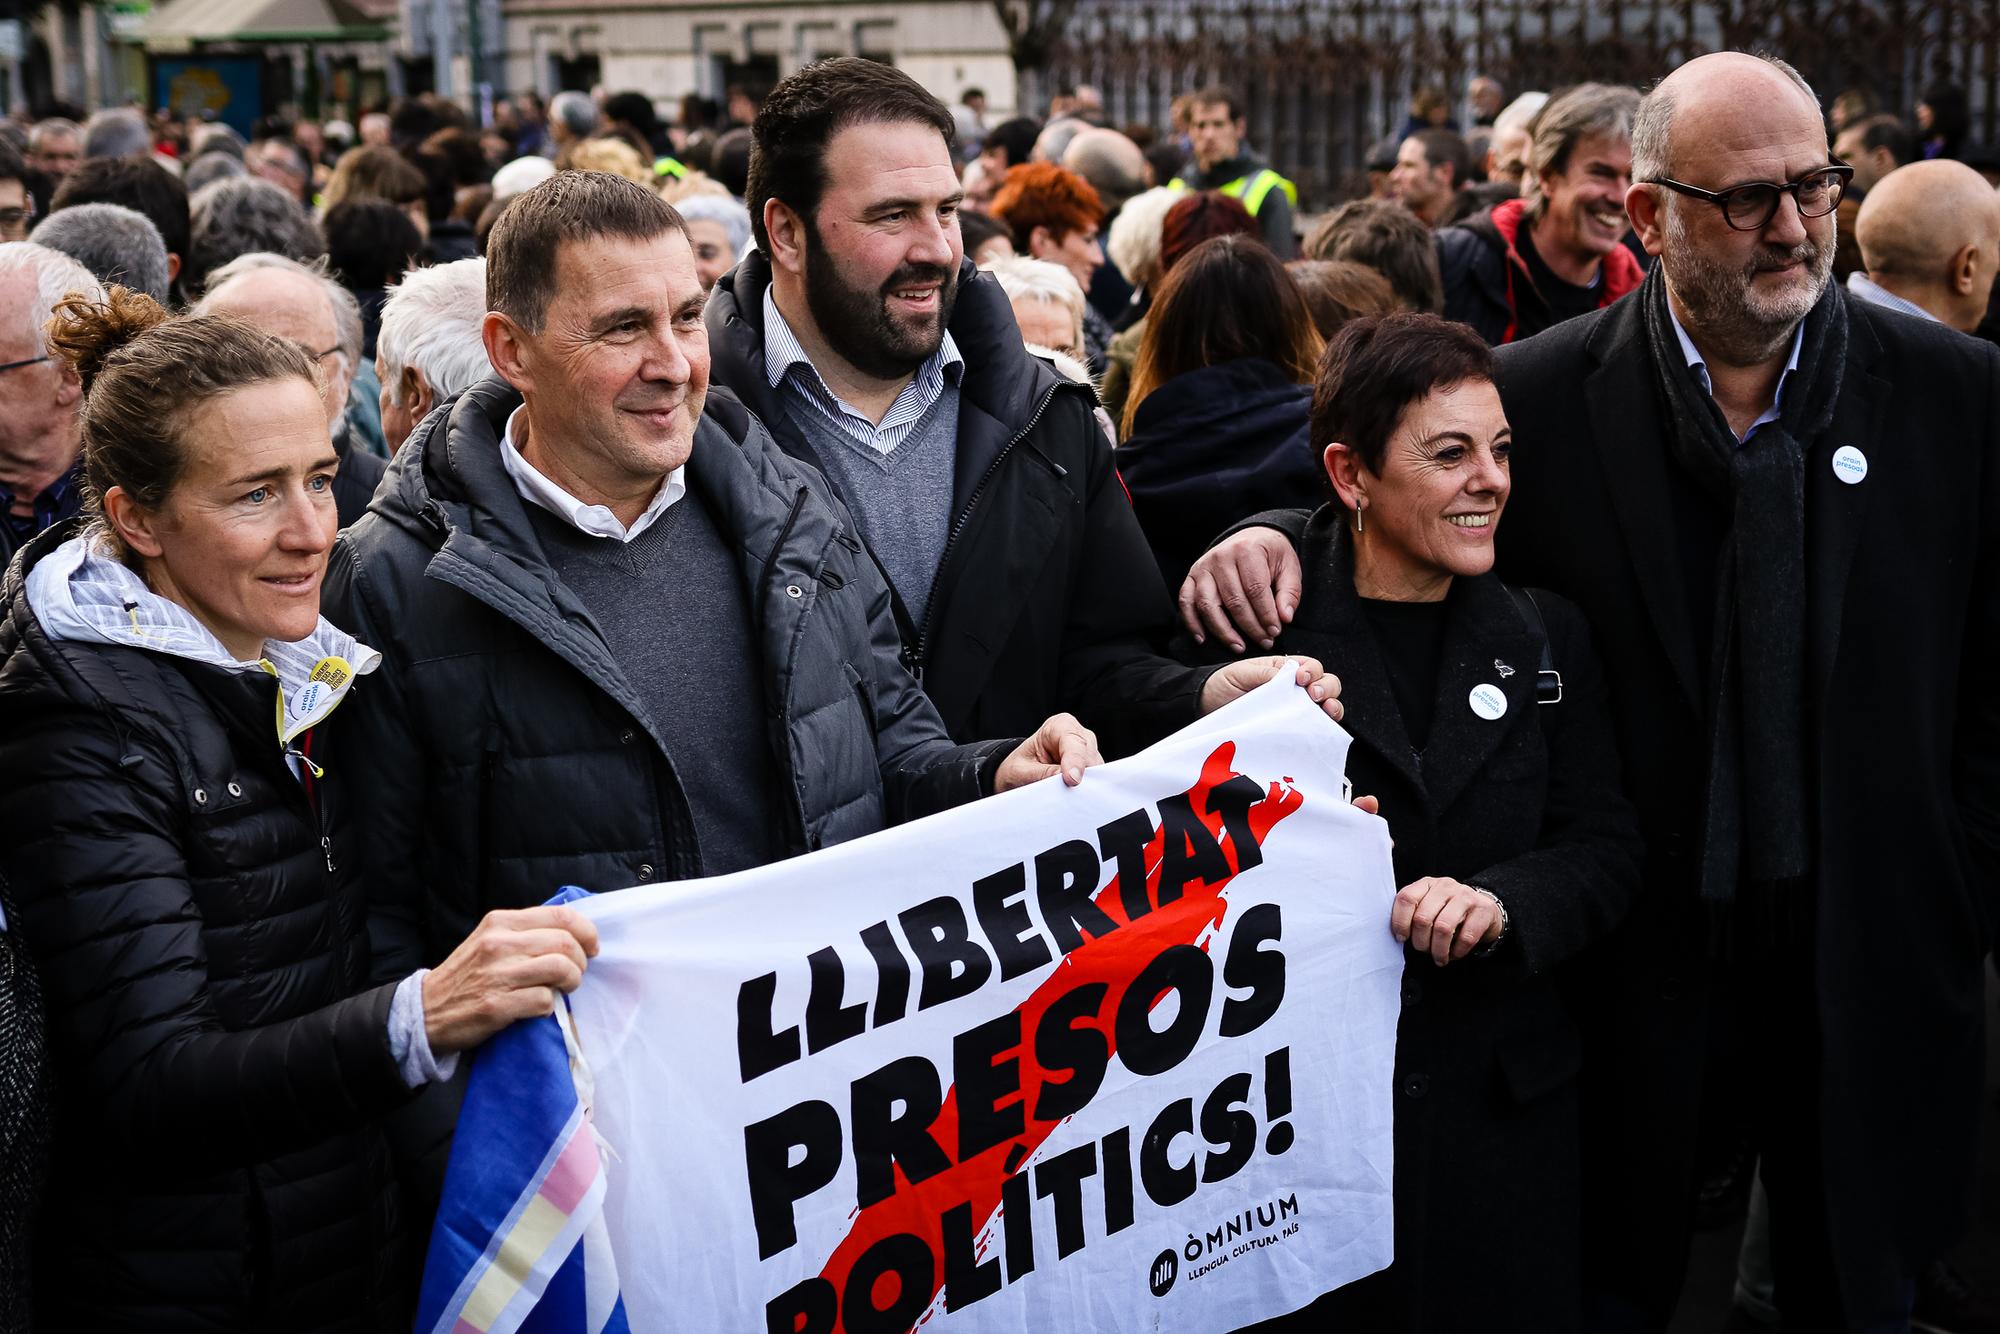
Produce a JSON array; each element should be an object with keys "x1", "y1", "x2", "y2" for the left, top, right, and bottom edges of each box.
[
  {"x1": 781, "y1": 386, "x2": 959, "y2": 627},
  {"x1": 526, "y1": 491, "x2": 779, "y2": 876}
]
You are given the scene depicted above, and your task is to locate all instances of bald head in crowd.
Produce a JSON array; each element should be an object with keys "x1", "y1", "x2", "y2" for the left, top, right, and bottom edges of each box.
[
  {"x1": 1063, "y1": 128, "x2": 1147, "y2": 215},
  {"x1": 196, "y1": 258, "x2": 349, "y2": 427},
  {"x1": 1855, "y1": 160, "x2": 2000, "y2": 332}
]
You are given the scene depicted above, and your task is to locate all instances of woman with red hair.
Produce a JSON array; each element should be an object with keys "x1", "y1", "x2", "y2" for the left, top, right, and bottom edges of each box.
[{"x1": 990, "y1": 162, "x2": 1113, "y2": 371}]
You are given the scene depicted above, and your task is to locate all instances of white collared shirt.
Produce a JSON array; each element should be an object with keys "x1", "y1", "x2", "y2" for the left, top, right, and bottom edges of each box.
[
  {"x1": 1845, "y1": 271, "x2": 1942, "y2": 324},
  {"x1": 499, "y1": 404, "x2": 685, "y2": 542},
  {"x1": 1667, "y1": 302, "x2": 1806, "y2": 444}
]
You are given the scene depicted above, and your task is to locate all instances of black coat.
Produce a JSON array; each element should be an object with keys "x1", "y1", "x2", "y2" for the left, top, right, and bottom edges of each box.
[
  {"x1": 706, "y1": 254, "x2": 1215, "y2": 757},
  {"x1": 334, "y1": 418, "x2": 387, "y2": 529},
  {"x1": 1226, "y1": 510, "x2": 1640, "y2": 1333},
  {"x1": 1483, "y1": 291, "x2": 2000, "y2": 1313},
  {"x1": 323, "y1": 378, "x2": 1012, "y2": 979},
  {"x1": 1114, "y1": 358, "x2": 1319, "y2": 591},
  {"x1": 1227, "y1": 295, "x2": 2000, "y2": 1313},
  {"x1": 0, "y1": 525, "x2": 415, "y2": 1333}
]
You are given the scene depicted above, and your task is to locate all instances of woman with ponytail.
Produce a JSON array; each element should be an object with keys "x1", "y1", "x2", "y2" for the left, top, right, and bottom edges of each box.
[{"x1": 0, "y1": 288, "x2": 599, "y2": 1332}]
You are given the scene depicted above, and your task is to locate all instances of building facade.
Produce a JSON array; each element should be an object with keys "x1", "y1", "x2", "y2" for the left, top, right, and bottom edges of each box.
[{"x1": 487, "y1": 0, "x2": 1015, "y2": 115}]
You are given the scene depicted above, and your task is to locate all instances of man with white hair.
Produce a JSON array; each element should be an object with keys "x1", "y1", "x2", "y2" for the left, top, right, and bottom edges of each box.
[
  {"x1": 375, "y1": 257, "x2": 492, "y2": 452},
  {"x1": 1850, "y1": 158, "x2": 2000, "y2": 332},
  {"x1": 29, "y1": 202, "x2": 170, "y2": 304},
  {"x1": 195, "y1": 252, "x2": 387, "y2": 525},
  {"x1": 0, "y1": 242, "x2": 102, "y2": 568},
  {"x1": 673, "y1": 193, "x2": 750, "y2": 292},
  {"x1": 982, "y1": 254, "x2": 1115, "y2": 445},
  {"x1": 548, "y1": 91, "x2": 597, "y2": 153},
  {"x1": 1486, "y1": 90, "x2": 1548, "y2": 185},
  {"x1": 26, "y1": 118, "x2": 80, "y2": 186},
  {"x1": 983, "y1": 253, "x2": 1086, "y2": 364}
]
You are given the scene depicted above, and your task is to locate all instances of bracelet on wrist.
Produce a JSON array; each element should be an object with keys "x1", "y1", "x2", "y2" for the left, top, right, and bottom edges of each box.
[{"x1": 1468, "y1": 886, "x2": 1509, "y2": 958}]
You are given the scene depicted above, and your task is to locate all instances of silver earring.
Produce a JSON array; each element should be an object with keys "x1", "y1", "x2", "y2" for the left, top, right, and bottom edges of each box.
[{"x1": 1353, "y1": 505, "x2": 1364, "y2": 534}]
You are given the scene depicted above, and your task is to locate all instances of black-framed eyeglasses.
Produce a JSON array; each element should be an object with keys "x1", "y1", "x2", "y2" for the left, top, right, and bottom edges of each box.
[
  {"x1": 0, "y1": 355, "x2": 49, "y2": 376},
  {"x1": 1645, "y1": 165, "x2": 1852, "y2": 231}
]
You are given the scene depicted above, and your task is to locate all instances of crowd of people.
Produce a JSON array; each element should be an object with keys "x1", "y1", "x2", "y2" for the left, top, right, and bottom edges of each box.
[{"x1": 0, "y1": 45, "x2": 1994, "y2": 1334}]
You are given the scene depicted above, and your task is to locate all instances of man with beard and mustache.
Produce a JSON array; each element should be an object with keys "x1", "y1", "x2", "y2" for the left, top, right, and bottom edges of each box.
[
  {"x1": 1177, "y1": 50, "x2": 2000, "y2": 1331},
  {"x1": 707, "y1": 57, "x2": 1321, "y2": 757}
]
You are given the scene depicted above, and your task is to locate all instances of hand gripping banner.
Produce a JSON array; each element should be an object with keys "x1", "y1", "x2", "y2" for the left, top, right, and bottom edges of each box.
[{"x1": 419, "y1": 665, "x2": 1404, "y2": 1333}]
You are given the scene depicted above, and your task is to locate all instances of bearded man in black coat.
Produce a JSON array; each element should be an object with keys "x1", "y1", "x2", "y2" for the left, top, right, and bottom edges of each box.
[{"x1": 1181, "y1": 52, "x2": 2000, "y2": 1331}]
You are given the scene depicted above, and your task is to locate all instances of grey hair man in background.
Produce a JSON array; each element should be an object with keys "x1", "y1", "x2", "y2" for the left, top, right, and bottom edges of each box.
[
  {"x1": 547, "y1": 91, "x2": 597, "y2": 154},
  {"x1": 79, "y1": 108, "x2": 150, "y2": 162},
  {"x1": 195, "y1": 252, "x2": 386, "y2": 525},
  {"x1": 183, "y1": 152, "x2": 245, "y2": 195},
  {"x1": 375, "y1": 257, "x2": 492, "y2": 452},
  {"x1": 0, "y1": 242, "x2": 102, "y2": 569},
  {"x1": 1485, "y1": 91, "x2": 1549, "y2": 185},
  {"x1": 185, "y1": 175, "x2": 325, "y2": 293},
  {"x1": 29, "y1": 202, "x2": 170, "y2": 304},
  {"x1": 26, "y1": 119, "x2": 80, "y2": 187},
  {"x1": 673, "y1": 194, "x2": 751, "y2": 294}
]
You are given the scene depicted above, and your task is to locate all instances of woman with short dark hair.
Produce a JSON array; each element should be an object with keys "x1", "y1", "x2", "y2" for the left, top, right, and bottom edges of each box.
[
  {"x1": 1224, "y1": 312, "x2": 1641, "y2": 1333},
  {"x1": 1114, "y1": 233, "x2": 1323, "y2": 588},
  {"x1": 0, "y1": 287, "x2": 599, "y2": 1331}
]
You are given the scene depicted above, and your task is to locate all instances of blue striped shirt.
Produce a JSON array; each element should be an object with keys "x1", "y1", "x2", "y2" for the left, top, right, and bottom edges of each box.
[{"x1": 762, "y1": 287, "x2": 963, "y2": 456}]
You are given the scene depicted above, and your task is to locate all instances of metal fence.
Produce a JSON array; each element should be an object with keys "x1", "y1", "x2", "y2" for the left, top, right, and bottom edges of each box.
[{"x1": 1031, "y1": 0, "x2": 2000, "y2": 207}]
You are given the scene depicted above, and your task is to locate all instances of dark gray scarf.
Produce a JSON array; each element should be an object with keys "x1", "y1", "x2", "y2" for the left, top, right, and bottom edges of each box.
[{"x1": 1639, "y1": 263, "x2": 1845, "y2": 926}]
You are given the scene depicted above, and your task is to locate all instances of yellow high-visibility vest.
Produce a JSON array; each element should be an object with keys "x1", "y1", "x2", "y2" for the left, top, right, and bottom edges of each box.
[
  {"x1": 654, "y1": 156, "x2": 687, "y2": 180},
  {"x1": 1168, "y1": 167, "x2": 1298, "y2": 216}
]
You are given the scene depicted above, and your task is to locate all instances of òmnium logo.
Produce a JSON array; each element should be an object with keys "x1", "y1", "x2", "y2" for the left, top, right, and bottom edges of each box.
[{"x1": 1149, "y1": 1248, "x2": 1179, "y2": 1297}]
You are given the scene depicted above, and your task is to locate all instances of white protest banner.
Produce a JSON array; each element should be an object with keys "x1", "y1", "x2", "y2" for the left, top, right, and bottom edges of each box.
[{"x1": 423, "y1": 666, "x2": 1403, "y2": 1333}]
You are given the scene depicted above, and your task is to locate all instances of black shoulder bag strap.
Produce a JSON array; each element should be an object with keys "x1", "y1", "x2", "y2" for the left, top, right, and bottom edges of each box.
[{"x1": 1503, "y1": 585, "x2": 1564, "y2": 704}]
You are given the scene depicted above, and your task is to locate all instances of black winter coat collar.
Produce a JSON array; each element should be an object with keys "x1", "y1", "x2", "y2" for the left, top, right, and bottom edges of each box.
[
  {"x1": 367, "y1": 377, "x2": 834, "y2": 770},
  {"x1": 1556, "y1": 286, "x2": 1889, "y2": 716},
  {"x1": 1278, "y1": 507, "x2": 1545, "y2": 818}
]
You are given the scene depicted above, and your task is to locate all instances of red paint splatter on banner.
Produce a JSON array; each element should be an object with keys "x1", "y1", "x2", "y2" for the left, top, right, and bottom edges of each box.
[{"x1": 810, "y1": 740, "x2": 1304, "y2": 1330}]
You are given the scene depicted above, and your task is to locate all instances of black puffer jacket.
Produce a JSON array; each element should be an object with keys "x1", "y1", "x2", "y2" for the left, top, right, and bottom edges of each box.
[
  {"x1": 707, "y1": 254, "x2": 1215, "y2": 757},
  {"x1": 0, "y1": 524, "x2": 416, "y2": 1333},
  {"x1": 324, "y1": 378, "x2": 1013, "y2": 979}
]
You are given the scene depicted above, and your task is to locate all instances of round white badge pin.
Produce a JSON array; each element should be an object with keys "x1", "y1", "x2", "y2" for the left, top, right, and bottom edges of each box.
[
  {"x1": 1831, "y1": 445, "x2": 1868, "y2": 485},
  {"x1": 1469, "y1": 683, "x2": 1508, "y2": 721}
]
